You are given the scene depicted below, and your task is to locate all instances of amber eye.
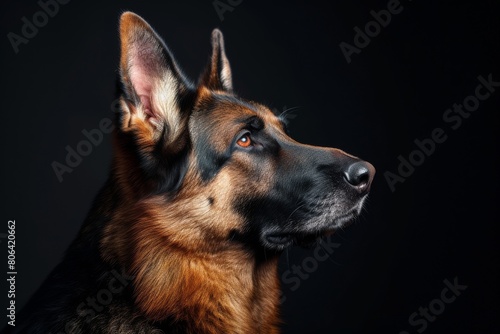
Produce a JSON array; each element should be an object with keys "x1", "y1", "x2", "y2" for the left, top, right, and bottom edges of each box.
[{"x1": 236, "y1": 134, "x2": 252, "y2": 148}]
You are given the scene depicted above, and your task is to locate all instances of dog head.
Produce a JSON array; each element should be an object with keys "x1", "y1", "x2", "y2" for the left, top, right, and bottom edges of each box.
[{"x1": 115, "y1": 12, "x2": 375, "y2": 255}]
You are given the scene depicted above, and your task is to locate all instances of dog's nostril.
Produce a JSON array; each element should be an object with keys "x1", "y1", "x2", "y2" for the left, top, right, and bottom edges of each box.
[{"x1": 344, "y1": 161, "x2": 375, "y2": 191}]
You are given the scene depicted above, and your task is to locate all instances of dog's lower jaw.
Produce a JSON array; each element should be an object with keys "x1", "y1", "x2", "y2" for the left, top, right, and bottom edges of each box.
[{"x1": 268, "y1": 195, "x2": 369, "y2": 250}]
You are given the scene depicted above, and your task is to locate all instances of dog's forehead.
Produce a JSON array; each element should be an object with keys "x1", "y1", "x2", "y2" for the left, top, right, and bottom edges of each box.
[{"x1": 195, "y1": 93, "x2": 283, "y2": 130}]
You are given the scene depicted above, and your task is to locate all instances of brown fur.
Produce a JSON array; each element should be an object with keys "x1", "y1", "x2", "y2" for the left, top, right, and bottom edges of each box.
[{"x1": 101, "y1": 106, "x2": 283, "y2": 332}]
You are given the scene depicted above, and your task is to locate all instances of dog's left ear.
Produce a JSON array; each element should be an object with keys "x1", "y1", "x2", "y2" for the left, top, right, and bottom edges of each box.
[{"x1": 200, "y1": 29, "x2": 233, "y2": 92}]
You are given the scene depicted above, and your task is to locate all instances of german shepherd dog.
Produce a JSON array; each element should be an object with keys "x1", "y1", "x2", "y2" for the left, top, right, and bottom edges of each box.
[{"x1": 7, "y1": 12, "x2": 375, "y2": 334}]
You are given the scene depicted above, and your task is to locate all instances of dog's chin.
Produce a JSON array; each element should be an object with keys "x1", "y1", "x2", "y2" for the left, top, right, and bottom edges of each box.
[{"x1": 262, "y1": 210, "x2": 359, "y2": 251}]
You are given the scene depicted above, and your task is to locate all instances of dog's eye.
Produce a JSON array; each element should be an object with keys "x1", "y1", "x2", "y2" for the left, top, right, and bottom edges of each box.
[{"x1": 236, "y1": 134, "x2": 252, "y2": 148}]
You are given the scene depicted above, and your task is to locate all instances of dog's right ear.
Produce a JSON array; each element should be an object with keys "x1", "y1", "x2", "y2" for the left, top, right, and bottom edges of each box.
[{"x1": 118, "y1": 12, "x2": 190, "y2": 142}]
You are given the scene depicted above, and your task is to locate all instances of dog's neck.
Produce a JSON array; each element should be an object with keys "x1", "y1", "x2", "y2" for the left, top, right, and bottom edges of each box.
[
  {"x1": 100, "y1": 184, "x2": 282, "y2": 333},
  {"x1": 135, "y1": 246, "x2": 282, "y2": 334}
]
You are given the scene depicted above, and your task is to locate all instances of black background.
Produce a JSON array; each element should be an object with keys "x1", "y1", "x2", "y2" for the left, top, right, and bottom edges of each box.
[{"x1": 1, "y1": 0, "x2": 499, "y2": 333}]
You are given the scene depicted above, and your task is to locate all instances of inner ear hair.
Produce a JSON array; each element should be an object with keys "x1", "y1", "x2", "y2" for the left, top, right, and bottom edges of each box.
[{"x1": 119, "y1": 12, "x2": 188, "y2": 132}]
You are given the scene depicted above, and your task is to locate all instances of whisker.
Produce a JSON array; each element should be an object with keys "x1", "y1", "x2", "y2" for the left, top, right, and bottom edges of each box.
[
  {"x1": 278, "y1": 106, "x2": 301, "y2": 123},
  {"x1": 286, "y1": 201, "x2": 306, "y2": 223}
]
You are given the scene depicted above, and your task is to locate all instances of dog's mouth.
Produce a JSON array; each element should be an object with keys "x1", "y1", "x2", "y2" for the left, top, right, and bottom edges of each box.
[
  {"x1": 265, "y1": 234, "x2": 295, "y2": 247},
  {"x1": 263, "y1": 211, "x2": 358, "y2": 250},
  {"x1": 265, "y1": 233, "x2": 322, "y2": 249}
]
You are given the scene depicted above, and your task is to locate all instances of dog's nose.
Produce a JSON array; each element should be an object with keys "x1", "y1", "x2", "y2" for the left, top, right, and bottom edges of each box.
[{"x1": 344, "y1": 161, "x2": 375, "y2": 193}]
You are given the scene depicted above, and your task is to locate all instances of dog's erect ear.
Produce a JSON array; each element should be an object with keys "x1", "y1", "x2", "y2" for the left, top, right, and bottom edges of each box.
[
  {"x1": 119, "y1": 12, "x2": 190, "y2": 133},
  {"x1": 199, "y1": 29, "x2": 233, "y2": 92}
]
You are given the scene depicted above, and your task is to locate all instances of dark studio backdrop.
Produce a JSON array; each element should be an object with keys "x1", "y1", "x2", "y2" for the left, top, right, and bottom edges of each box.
[{"x1": 1, "y1": 0, "x2": 499, "y2": 333}]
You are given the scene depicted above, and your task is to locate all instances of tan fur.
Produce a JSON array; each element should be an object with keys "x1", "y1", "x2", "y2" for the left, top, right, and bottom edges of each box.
[
  {"x1": 102, "y1": 102, "x2": 283, "y2": 330},
  {"x1": 101, "y1": 153, "x2": 282, "y2": 333}
]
